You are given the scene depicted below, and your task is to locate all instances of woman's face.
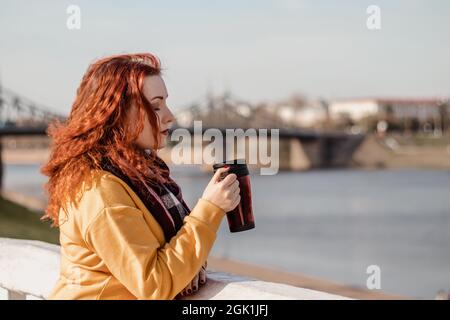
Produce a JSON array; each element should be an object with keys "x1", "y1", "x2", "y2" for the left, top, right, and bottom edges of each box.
[{"x1": 131, "y1": 75, "x2": 175, "y2": 150}]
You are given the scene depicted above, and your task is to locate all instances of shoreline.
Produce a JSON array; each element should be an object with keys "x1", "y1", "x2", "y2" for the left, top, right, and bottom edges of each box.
[{"x1": 1, "y1": 143, "x2": 449, "y2": 170}]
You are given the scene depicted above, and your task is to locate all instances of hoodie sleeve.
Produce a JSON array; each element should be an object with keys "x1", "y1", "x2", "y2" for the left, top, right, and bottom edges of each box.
[{"x1": 84, "y1": 198, "x2": 225, "y2": 300}]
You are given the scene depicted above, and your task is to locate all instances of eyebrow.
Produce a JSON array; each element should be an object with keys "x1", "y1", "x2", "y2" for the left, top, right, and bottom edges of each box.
[{"x1": 150, "y1": 94, "x2": 168, "y2": 101}]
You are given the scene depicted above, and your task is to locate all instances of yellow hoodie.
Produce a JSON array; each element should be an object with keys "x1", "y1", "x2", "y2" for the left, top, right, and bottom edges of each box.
[{"x1": 47, "y1": 169, "x2": 225, "y2": 300}]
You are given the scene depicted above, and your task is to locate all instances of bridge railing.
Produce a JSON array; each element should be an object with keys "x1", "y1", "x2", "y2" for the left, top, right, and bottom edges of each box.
[{"x1": 0, "y1": 237, "x2": 350, "y2": 300}]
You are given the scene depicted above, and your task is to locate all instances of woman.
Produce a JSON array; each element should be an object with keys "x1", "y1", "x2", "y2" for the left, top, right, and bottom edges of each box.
[{"x1": 41, "y1": 53, "x2": 240, "y2": 300}]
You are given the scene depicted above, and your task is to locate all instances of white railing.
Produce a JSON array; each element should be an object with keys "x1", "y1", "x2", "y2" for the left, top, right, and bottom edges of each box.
[{"x1": 0, "y1": 238, "x2": 350, "y2": 300}]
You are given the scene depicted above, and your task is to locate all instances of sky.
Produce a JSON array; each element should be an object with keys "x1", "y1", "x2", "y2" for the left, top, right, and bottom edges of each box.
[{"x1": 0, "y1": 0, "x2": 449, "y2": 115}]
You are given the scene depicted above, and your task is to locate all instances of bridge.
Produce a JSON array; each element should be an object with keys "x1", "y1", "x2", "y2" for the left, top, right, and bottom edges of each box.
[
  {"x1": 0, "y1": 87, "x2": 65, "y2": 135},
  {"x1": 163, "y1": 92, "x2": 366, "y2": 169},
  {"x1": 0, "y1": 86, "x2": 65, "y2": 190},
  {"x1": 0, "y1": 87, "x2": 366, "y2": 189},
  {"x1": 169, "y1": 125, "x2": 366, "y2": 170}
]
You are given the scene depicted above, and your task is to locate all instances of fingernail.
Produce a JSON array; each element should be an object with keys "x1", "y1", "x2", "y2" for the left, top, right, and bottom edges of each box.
[
  {"x1": 193, "y1": 286, "x2": 197, "y2": 291},
  {"x1": 200, "y1": 280, "x2": 205, "y2": 284},
  {"x1": 187, "y1": 289, "x2": 192, "y2": 294}
]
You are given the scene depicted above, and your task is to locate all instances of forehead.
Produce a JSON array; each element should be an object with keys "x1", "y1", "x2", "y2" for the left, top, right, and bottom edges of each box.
[{"x1": 142, "y1": 75, "x2": 168, "y2": 99}]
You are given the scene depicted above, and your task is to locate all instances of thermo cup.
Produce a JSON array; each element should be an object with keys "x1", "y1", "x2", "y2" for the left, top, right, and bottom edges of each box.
[{"x1": 212, "y1": 159, "x2": 255, "y2": 232}]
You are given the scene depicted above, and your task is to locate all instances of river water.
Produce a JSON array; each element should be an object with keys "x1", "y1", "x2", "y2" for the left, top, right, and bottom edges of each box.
[{"x1": 4, "y1": 164, "x2": 450, "y2": 299}]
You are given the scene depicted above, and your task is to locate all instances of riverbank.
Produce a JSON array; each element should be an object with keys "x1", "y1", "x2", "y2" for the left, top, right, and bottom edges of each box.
[
  {"x1": 1, "y1": 133, "x2": 449, "y2": 169},
  {"x1": 0, "y1": 196, "x2": 58, "y2": 245},
  {"x1": 1, "y1": 148, "x2": 50, "y2": 165},
  {"x1": 352, "y1": 135, "x2": 450, "y2": 169}
]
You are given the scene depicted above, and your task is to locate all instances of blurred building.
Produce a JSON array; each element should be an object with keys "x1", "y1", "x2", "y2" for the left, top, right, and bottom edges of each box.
[
  {"x1": 269, "y1": 99, "x2": 328, "y2": 129},
  {"x1": 176, "y1": 92, "x2": 332, "y2": 130},
  {"x1": 174, "y1": 92, "x2": 286, "y2": 129},
  {"x1": 329, "y1": 98, "x2": 450, "y2": 134}
]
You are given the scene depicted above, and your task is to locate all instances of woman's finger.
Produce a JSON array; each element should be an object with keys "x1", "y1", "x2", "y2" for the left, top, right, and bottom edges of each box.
[
  {"x1": 212, "y1": 167, "x2": 229, "y2": 183},
  {"x1": 221, "y1": 173, "x2": 237, "y2": 186},
  {"x1": 232, "y1": 195, "x2": 241, "y2": 208},
  {"x1": 191, "y1": 272, "x2": 200, "y2": 292},
  {"x1": 185, "y1": 280, "x2": 193, "y2": 295},
  {"x1": 199, "y1": 267, "x2": 207, "y2": 285}
]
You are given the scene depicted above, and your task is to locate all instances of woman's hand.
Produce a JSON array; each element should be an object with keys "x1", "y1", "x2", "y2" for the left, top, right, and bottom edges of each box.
[
  {"x1": 201, "y1": 167, "x2": 241, "y2": 213},
  {"x1": 177, "y1": 261, "x2": 208, "y2": 297}
]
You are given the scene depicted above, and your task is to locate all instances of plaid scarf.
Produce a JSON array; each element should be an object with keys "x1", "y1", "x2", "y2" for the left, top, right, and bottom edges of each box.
[{"x1": 100, "y1": 151, "x2": 191, "y2": 242}]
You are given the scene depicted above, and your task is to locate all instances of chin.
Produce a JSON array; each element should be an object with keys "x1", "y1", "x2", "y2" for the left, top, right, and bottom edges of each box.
[{"x1": 151, "y1": 141, "x2": 166, "y2": 150}]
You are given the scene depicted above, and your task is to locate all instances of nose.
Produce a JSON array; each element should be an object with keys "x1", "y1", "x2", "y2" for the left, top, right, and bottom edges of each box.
[{"x1": 162, "y1": 106, "x2": 175, "y2": 126}]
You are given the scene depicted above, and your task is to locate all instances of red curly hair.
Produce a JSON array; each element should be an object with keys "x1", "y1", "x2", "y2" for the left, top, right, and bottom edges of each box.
[{"x1": 41, "y1": 53, "x2": 171, "y2": 227}]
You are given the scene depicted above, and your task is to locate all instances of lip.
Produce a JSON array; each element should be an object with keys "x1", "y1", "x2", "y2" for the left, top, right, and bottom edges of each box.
[{"x1": 161, "y1": 129, "x2": 169, "y2": 135}]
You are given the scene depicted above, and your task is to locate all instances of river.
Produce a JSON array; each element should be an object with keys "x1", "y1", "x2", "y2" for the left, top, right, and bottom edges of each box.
[{"x1": 3, "y1": 164, "x2": 450, "y2": 299}]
